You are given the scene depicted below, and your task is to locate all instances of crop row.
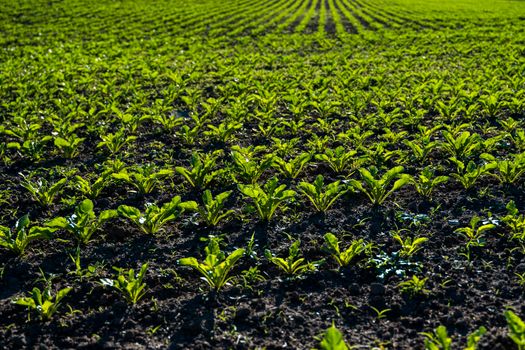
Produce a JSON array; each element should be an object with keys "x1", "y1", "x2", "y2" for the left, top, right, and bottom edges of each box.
[{"x1": 5, "y1": 0, "x2": 522, "y2": 42}]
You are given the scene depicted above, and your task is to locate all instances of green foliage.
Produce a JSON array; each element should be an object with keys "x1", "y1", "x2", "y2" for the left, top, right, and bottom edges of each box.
[
  {"x1": 20, "y1": 176, "x2": 67, "y2": 207},
  {"x1": 409, "y1": 168, "x2": 449, "y2": 199},
  {"x1": 239, "y1": 177, "x2": 295, "y2": 221},
  {"x1": 298, "y1": 175, "x2": 347, "y2": 213},
  {"x1": 68, "y1": 247, "x2": 105, "y2": 281},
  {"x1": 391, "y1": 232, "x2": 428, "y2": 258},
  {"x1": 199, "y1": 190, "x2": 235, "y2": 226},
  {"x1": 349, "y1": 166, "x2": 410, "y2": 206},
  {"x1": 441, "y1": 130, "x2": 480, "y2": 160},
  {"x1": 322, "y1": 233, "x2": 372, "y2": 267},
  {"x1": 502, "y1": 200, "x2": 525, "y2": 241},
  {"x1": 2, "y1": 0, "x2": 525, "y2": 345},
  {"x1": 465, "y1": 327, "x2": 488, "y2": 350},
  {"x1": 231, "y1": 148, "x2": 274, "y2": 184},
  {"x1": 505, "y1": 310, "x2": 525, "y2": 350},
  {"x1": 449, "y1": 157, "x2": 496, "y2": 190},
  {"x1": 481, "y1": 153, "x2": 525, "y2": 185},
  {"x1": 179, "y1": 237, "x2": 244, "y2": 291},
  {"x1": 151, "y1": 111, "x2": 184, "y2": 131},
  {"x1": 53, "y1": 134, "x2": 84, "y2": 159},
  {"x1": 421, "y1": 325, "x2": 453, "y2": 350},
  {"x1": 7, "y1": 137, "x2": 52, "y2": 161},
  {"x1": 455, "y1": 216, "x2": 495, "y2": 249},
  {"x1": 14, "y1": 285, "x2": 72, "y2": 321},
  {"x1": 46, "y1": 199, "x2": 117, "y2": 244},
  {"x1": 398, "y1": 275, "x2": 429, "y2": 298},
  {"x1": 73, "y1": 174, "x2": 111, "y2": 200},
  {"x1": 317, "y1": 323, "x2": 350, "y2": 350},
  {"x1": 272, "y1": 153, "x2": 311, "y2": 179},
  {"x1": 204, "y1": 121, "x2": 242, "y2": 143},
  {"x1": 97, "y1": 129, "x2": 137, "y2": 155},
  {"x1": 113, "y1": 164, "x2": 173, "y2": 194},
  {"x1": 265, "y1": 240, "x2": 317, "y2": 276},
  {"x1": 405, "y1": 137, "x2": 438, "y2": 164},
  {"x1": 316, "y1": 146, "x2": 360, "y2": 175},
  {"x1": 0, "y1": 215, "x2": 55, "y2": 255},
  {"x1": 118, "y1": 196, "x2": 197, "y2": 234},
  {"x1": 175, "y1": 151, "x2": 222, "y2": 188},
  {"x1": 455, "y1": 216, "x2": 495, "y2": 261},
  {"x1": 421, "y1": 325, "x2": 486, "y2": 350},
  {"x1": 100, "y1": 263, "x2": 148, "y2": 304}
]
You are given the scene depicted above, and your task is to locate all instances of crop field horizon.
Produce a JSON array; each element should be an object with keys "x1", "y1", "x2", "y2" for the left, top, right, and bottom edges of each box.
[{"x1": 1, "y1": 0, "x2": 525, "y2": 349}]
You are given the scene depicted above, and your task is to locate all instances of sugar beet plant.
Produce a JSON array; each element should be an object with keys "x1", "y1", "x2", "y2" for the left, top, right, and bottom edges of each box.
[
  {"x1": 349, "y1": 166, "x2": 410, "y2": 206},
  {"x1": 100, "y1": 263, "x2": 149, "y2": 304},
  {"x1": 14, "y1": 285, "x2": 72, "y2": 321},
  {"x1": 118, "y1": 196, "x2": 197, "y2": 234},
  {"x1": 47, "y1": 199, "x2": 117, "y2": 245},
  {"x1": 323, "y1": 233, "x2": 373, "y2": 268},
  {"x1": 199, "y1": 190, "x2": 235, "y2": 227},
  {"x1": 298, "y1": 175, "x2": 348, "y2": 213},
  {"x1": 179, "y1": 237, "x2": 245, "y2": 291},
  {"x1": 0, "y1": 215, "x2": 56, "y2": 255},
  {"x1": 265, "y1": 240, "x2": 318, "y2": 276},
  {"x1": 239, "y1": 177, "x2": 296, "y2": 221}
]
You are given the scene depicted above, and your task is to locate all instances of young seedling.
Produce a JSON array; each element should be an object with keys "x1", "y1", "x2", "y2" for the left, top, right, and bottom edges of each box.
[
  {"x1": 47, "y1": 199, "x2": 118, "y2": 245},
  {"x1": 391, "y1": 232, "x2": 428, "y2": 258},
  {"x1": 316, "y1": 323, "x2": 350, "y2": 350},
  {"x1": 14, "y1": 285, "x2": 72, "y2": 321},
  {"x1": 298, "y1": 175, "x2": 347, "y2": 213},
  {"x1": 272, "y1": 153, "x2": 311, "y2": 179},
  {"x1": 421, "y1": 325, "x2": 452, "y2": 350},
  {"x1": 449, "y1": 158, "x2": 496, "y2": 190},
  {"x1": 239, "y1": 177, "x2": 296, "y2": 222},
  {"x1": 265, "y1": 240, "x2": 317, "y2": 276},
  {"x1": 179, "y1": 237, "x2": 244, "y2": 291},
  {"x1": 151, "y1": 111, "x2": 184, "y2": 131},
  {"x1": 323, "y1": 232, "x2": 372, "y2": 268},
  {"x1": 199, "y1": 190, "x2": 235, "y2": 226},
  {"x1": 502, "y1": 200, "x2": 525, "y2": 241},
  {"x1": 441, "y1": 130, "x2": 481, "y2": 160},
  {"x1": 73, "y1": 174, "x2": 111, "y2": 199},
  {"x1": 0, "y1": 215, "x2": 56, "y2": 255},
  {"x1": 404, "y1": 138, "x2": 438, "y2": 164},
  {"x1": 316, "y1": 146, "x2": 359, "y2": 175},
  {"x1": 118, "y1": 196, "x2": 198, "y2": 234},
  {"x1": 421, "y1": 325, "x2": 486, "y2": 350},
  {"x1": 349, "y1": 166, "x2": 410, "y2": 206},
  {"x1": 455, "y1": 216, "x2": 495, "y2": 261},
  {"x1": 97, "y1": 128, "x2": 137, "y2": 155},
  {"x1": 505, "y1": 310, "x2": 525, "y2": 350},
  {"x1": 231, "y1": 149, "x2": 274, "y2": 184},
  {"x1": 100, "y1": 263, "x2": 148, "y2": 304},
  {"x1": 68, "y1": 247, "x2": 105, "y2": 281},
  {"x1": 113, "y1": 164, "x2": 173, "y2": 195},
  {"x1": 398, "y1": 275, "x2": 429, "y2": 298},
  {"x1": 409, "y1": 167, "x2": 449, "y2": 200},
  {"x1": 481, "y1": 153, "x2": 525, "y2": 185},
  {"x1": 7, "y1": 137, "x2": 52, "y2": 161},
  {"x1": 204, "y1": 121, "x2": 242, "y2": 143},
  {"x1": 53, "y1": 134, "x2": 84, "y2": 159},
  {"x1": 175, "y1": 151, "x2": 222, "y2": 188},
  {"x1": 20, "y1": 175, "x2": 67, "y2": 207}
]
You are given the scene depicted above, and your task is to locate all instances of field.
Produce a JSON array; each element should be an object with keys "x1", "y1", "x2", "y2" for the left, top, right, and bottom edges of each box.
[{"x1": 2, "y1": 0, "x2": 525, "y2": 348}]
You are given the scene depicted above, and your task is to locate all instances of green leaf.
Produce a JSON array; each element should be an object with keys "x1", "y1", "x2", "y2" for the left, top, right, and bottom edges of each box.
[
  {"x1": 15, "y1": 215, "x2": 30, "y2": 232},
  {"x1": 118, "y1": 205, "x2": 141, "y2": 219},
  {"x1": 319, "y1": 324, "x2": 349, "y2": 350}
]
